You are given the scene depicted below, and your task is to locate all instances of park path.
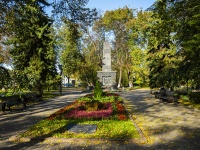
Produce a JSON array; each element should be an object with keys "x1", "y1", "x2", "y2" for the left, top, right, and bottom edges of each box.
[
  {"x1": 0, "y1": 89, "x2": 199, "y2": 149},
  {"x1": 0, "y1": 91, "x2": 88, "y2": 149},
  {"x1": 120, "y1": 89, "x2": 200, "y2": 149}
]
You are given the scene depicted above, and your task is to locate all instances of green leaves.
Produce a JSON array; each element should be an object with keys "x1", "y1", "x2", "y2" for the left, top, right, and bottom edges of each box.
[
  {"x1": 56, "y1": 22, "x2": 82, "y2": 78},
  {"x1": 0, "y1": 66, "x2": 10, "y2": 90},
  {"x1": 93, "y1": 81, "x2": 103, "y2": 99},
  {"x1": 52, "y1": 0, "x2": 97, "y2": 27},
  {"x1": 1, "y1": 0, "x2": 57, "y2": 95},
  {"x1": 144, "y1": 0, "x2": 200, "y2": 88}
]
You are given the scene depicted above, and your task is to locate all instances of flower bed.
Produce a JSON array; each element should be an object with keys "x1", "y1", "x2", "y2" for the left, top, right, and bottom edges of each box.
[
  {"x1": 85, "y1": 92, "x2": 120, "y2": 98},
  {"x1": 48, "y1": 101, "x2": 78, "y2": 120},
  {"x1": 117, "y1": 102, "x2": 127, "y2": 120},
  {"x1": 20, "y1": 92, "x2": 139, "y2": 139},
  {"x1": 48, "y1": 99, "x2": 127, "y2": 121},
  {"x1": 65, "y1": 102, "x2": 113, "y2": 119}
]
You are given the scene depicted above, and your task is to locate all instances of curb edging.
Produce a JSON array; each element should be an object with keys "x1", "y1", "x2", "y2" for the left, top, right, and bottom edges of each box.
[{"x1": 9, "y1": 135, "x2": 145, "y2": 144}]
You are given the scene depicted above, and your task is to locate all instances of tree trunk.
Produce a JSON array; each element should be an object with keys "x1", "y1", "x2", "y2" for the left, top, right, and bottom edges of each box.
[
  {"x1": 67, "y1": 76, "x2": 70, "y2": 87},
  {"x1": 38, "y1": 85, "x2": 43, "y2": 96},
  {"x1": 127, "y1": 71, "x2": 133, "y2": 88},
  {"x1": 129, "y1": 80, "x2": 133, "y2": 88},
  {"x1": 117, "y1": 67, "x2": 122, "y2": 88}
]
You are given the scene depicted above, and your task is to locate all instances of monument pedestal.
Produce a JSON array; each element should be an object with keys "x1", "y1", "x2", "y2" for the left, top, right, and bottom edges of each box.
[
  {"x1": 97, "y1": 71, "x2": 116, "y2": 88},
  {"x1": 97, "y1": 42, "x2": 116, "y2": 89}
]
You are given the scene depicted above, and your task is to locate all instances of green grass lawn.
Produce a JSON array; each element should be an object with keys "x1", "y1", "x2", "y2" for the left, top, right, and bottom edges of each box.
[
  {"x1": 42, "y1": 92, "x2": 60, "y2": 100},
  {"x1": 0, "y1": 90, "x2": 59, "y2": 106},
  {"x1": 179, "y1": 95, "x2": 200, "y2": 109},
  {"x1": 20, "y1": 92, "x2": 140, "y2": 139},
  {"x1": 21, "y1": 119, "x2": 139, "y2": 139}
]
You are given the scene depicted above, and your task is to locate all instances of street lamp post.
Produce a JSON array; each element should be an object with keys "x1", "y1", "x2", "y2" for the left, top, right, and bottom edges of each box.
[{"x1": 58, "y1": 64, "x2": 62, "y2": 94}]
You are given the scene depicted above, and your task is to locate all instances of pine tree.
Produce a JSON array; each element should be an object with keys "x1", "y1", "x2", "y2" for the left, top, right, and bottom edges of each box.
[{"x1": 2, "y1": 0, "x2": 57, "y2": 95}]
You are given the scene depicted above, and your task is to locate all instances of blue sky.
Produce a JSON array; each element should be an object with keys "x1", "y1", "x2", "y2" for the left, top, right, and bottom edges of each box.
[
  {"x1": 45, "y1": 0, "x2": 156, "y2": 15},
  {"x1": 86, "y1": 0, "x2": 156, "y2": 12}
]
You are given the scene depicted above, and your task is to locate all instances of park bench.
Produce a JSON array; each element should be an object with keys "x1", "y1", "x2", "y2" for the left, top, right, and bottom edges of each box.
[
  {"x1": 0, "y1": 102, "x2": 6, "y2": 111},
  {"x1": 1, "y1": 95, "x2": 27, "y2": 111},
  {"x1": 155, "y1": 89, "x2": 178, "y2": 103},
  {"x1": 154, "y1": 88, "x2": 166, "y2": 98},
  {"x1": 23, "y1": 92, "x2": 42, "y2": 103},
  {"x1": 0, "y1": 95, "x2": 6, "y2": 111}
]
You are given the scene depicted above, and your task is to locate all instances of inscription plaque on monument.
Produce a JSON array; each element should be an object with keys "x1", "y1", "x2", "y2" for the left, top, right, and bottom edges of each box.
[
  {"x1": 66, "y1": 124, "x2": 97, "y2": 134},
  {"x1": 97, "y1": 42, "x2": 116, "y2": 88},
  {"x1": 103, "y1": 76, "x2": 111, "y2": 85}
]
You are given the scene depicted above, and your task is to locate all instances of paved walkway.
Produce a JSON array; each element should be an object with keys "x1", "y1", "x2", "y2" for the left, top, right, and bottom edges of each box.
[
  {"x1": 0, "y1": 90, "x2": 200, "y2": 149},
  {"x1": 121, "y1": 90, "x2": 200, "y2": 149}
]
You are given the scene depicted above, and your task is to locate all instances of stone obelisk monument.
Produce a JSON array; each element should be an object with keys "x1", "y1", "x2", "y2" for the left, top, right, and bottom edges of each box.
[{"x1": 97, "y1": 42, "x2": 116, "y2": 88}]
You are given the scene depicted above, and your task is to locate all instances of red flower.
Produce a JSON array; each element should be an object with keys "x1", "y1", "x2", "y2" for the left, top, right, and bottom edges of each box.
[
  {"x1": 47, "y1": 101, "x2": 78, "y2": 120},
  {"x1": 116, "y1": 102, "x2": 127, "y2": 120},
  {"x1": 47, "y1": 98, "x2": 127, "y2": 121},
  {"x1": 118, "y1": 114, "x2": 127, "y2": 120},
  {"x1": 65, "y1": 102, "x2": 113, "y2": 119}
]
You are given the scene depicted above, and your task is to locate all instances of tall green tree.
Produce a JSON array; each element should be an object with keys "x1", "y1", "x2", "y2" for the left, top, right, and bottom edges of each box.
[
  {"x1": 172, "y1": 0, "x2": 200, "y2": 88},
  {"x1": 0, "y1": 38, "x2": 11, "y2": 90},
  {"x1": 148, "y1": 0, "x2": 200, "y2": 89},
  {"x1": 126, "y1": 10, "x2": 153, "y2": 88},
  {"x1": 146, "y1": 0, "x2": 179, "y2": 88},
  {"x1": 52, "y1": 0, "x2": 97, "y2": 26},
  {"x1": 98, "y1": 7, "x2": 134, "y2": 88},
  {"x1": 52, "y1": 0, "x2": 98, "y2": 86},
  {"x1": 0, "y1": 0, "x2": 14, "y2": 90},
  {"x1": 78, "y1": 39, "x2": 101, "y2": 86},
  {"x1": 56, "y1": 21, "x2": 82, "y2": 81},
  {"x1": 0, "y1": 66, "x2": 10, "y2": 90},
  {"x1": 2, "y1": 0, "x2": 57, "y2": 95},
  {"x1": 55, "y1": 19, "x2": 102, "y2": 86}
]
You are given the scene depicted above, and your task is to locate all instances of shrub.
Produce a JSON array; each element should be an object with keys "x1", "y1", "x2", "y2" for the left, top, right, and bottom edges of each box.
[
  {"x1": 189, "y1": 92, "x2": 200, "y2": 103},
  {"x1": 93, "y1": 81, "x2": 103, "y2": 99},
  {"x1": 174, "y1": 93, "x2": 180, "y2": 99},
  {"x1": 78, "y1": 96, "x2": 93, "y2": 102},
  {"x1": 82, "y1": 101, "x2": 107, "y2": 111},
  {"x1": 180, "y1": 95, "x2": 189, "y2": 101},
  {"x1": 133, "y1": 80, "x2": 143, "y2": 87}
]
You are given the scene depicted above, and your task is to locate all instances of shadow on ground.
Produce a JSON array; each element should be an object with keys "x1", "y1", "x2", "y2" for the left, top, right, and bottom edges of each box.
[
  {"x1": 0, "y1": 90, "x2": 200, "y2": 149},
  {"x1": 120, "y1": 90, "x2": 200, "y2": 149}
]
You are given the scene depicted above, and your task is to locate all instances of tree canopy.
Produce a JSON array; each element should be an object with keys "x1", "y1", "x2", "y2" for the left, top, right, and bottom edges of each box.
[
  {"x1": 1, "y1": 0, "x2": 199, "y2": 92},
  {"x1": 147, "y1": 0, "x2": 200, "y2": 89},
  {"x1": 1, "y1": 0, "x2": 56, "y2": 94}
]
